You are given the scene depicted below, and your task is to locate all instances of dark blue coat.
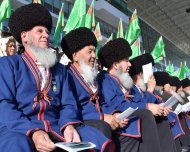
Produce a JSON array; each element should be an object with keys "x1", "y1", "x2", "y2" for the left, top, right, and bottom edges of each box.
[{"x1": 0, "y1": 53, "x2": 113, "y2": 152}]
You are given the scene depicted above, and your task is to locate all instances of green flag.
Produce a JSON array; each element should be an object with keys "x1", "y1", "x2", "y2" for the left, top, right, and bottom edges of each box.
[
  {"x1": 171, "y1": 70, "x2": 180, "y2": 77},
  {"x1": 64, "y1": 0, "x2": 86, "y2": 33},
  {"x1": 33, "y1": 0, "x2": 42, "y2": 4},
  {"x1": 117, "y1": 18, "x2": 124, "y2": 38},
  {"x1": 129, "y1": 39, "x2": 140, "y2": 59},
  {"x1": 151, "y1": 36, "x2": 165, "y2": 63},
  {"x1": 165, "y1": 61, "x2": 174, "y2": 75},
  {"x1": 105, "y1": 33, "x2": 113, "y2": 44},
  {"x1": 94, "y1": 22, "x2": 102, "y2": 42},
  {"x1": 125, "y1": 9, "x2": 140, "y2": 45},
  {"x1": 0, "y1": 0, "x2": 11, "y2": 23},
  {"x1": 85, "y1": 0, "x2": 95, "y2": 29},
  {"x1": 178, "y1": 62, "x2": 190, "y2": 80},
  {"x1": 53, "y1": 3, "x2": 64, "y2": 47}
]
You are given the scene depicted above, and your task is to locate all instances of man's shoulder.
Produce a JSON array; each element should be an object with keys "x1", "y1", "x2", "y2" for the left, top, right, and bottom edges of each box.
[
  {"x1": 0, "y1": 55, "x2": 21, "y2": 66},
  {"x1": 52, "y1": 62, "x2": 67, "y2": 73},
  {"x1": 97, "y1": 70, "x2": 109, "y2": 78}
]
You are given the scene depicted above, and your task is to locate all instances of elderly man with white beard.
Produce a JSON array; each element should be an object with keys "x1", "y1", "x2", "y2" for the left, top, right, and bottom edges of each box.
[
  {"x1": 97, "y1": 38, "x2": 166, "y2": 152},
  {"x1": 61, "y1": 27, "x2": 117, "y2": 152},
  {"x1": 0, "y1": 4, "x2": 114, "y2": 152}
]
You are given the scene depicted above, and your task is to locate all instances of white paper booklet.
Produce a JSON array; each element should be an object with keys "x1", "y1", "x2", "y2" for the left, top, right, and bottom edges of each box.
[
  {"x1": 161, "y1": 91, "x2": 184, "y2": 107},
  {"x1": 142, "y1": 63, "x2": 153, "y2": 83},
  {"x1": 181, "y1": 102, "x2": 190, "y2": 112},
  {"x1": 187, "y1": 96, "x2": 190, "y2": 102},
  {"x1": 161, "y1": 95, "x2": 178, "y2": 107},
  {"x1": 174, "y1": 104, "x2": 183, "y2": 115},
  {"x1": 116, "y1": 107, "x2": 138, "y2": 120},
  {"x1": 55, "y1": 142, "x2": 96, "y2": 152}
]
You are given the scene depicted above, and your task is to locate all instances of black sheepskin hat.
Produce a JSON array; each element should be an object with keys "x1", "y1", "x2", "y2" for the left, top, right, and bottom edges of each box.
[
  {"x1": 9, "y1": 3, "x2": 52, "y2": 44},
  {"x1": 129, "y1": 53, "x2": 155, "y2": 77},
  {"x1": 169, "y1": 76, "x2": 182, "y2": 90},
  {"x1": 61, "y1": 27, "x2": 97, "y2": 60},
  {"x1": 181, "y1": 78, "x2": 190, "y2": 88},
  {"x1": 154, "y1": 71, "x2": 170, "y2": 86},
  {"x1": 98, "y1": 38, "x2": 132, "y2": 69}
]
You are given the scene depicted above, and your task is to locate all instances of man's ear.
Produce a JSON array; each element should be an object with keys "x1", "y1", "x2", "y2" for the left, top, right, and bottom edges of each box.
[
  {"x1": 21, "y1": 31, "x2": 27, "y2": 44},
  {"x1": 73, "y1": 52, "x2": 78, "y2": 62},
  {"x1": 113, "y1": 63, "x2": 119, "y2": 70}
]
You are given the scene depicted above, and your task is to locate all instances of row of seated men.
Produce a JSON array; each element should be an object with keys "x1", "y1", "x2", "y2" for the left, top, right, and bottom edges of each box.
[{"x1": 0, "y1": 3, "x2": 190, "y2": 152}]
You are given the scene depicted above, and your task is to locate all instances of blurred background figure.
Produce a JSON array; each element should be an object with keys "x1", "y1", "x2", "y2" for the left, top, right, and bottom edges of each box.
[
  {"x1": 0, "y1": 31, "x2": 17, "y2": 57},
  {"x1": 5, "y1": 37, "x2": 17, "y2": 56}
]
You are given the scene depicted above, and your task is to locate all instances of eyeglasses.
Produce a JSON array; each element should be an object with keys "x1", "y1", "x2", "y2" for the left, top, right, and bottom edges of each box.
[{"x1": 8, "y1": 44, "x2": 16, "y2": 48}]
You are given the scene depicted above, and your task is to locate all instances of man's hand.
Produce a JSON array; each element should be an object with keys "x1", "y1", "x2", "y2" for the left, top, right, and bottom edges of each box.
[
  {"x1": 147, "y1": 75, "x2": 156, "y2": 93},
  {"x1": 63, "y1": 125, "x2": 81, "y2": 142},
  {"x1": 113, "y1": 113, "x2": 129, "y2": 128},
  {"x1": 148, "y1": 103, "x2": 164, "y2": 116},
  {"x1": 104, "y1": 114, "x2": 127, "y2": 130},
  {"x1": 163, "y1": 106, "x2": 172, "y2": 116},
  {"x1": 32, "y1": 130, "x2": 55, "y2": 152}
]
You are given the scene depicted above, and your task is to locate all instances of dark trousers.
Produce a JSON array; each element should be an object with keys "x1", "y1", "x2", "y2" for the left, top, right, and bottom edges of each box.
[
  {"x1": 155, "y1": 116, "x2": 178, "y2": 152},
  {"x1": 83, "y1": 120, "x2": 112, "y2": 139},
  {"x1": 134, "y1": 109, "x2": 162, "y2": 152},
  {"x1": 175, "y1": 113, "x2": 190, "y2": 151},
  {"x1": 113, "y1": 109, "x2": 162, "y2": 152},
  {"x1": 113, "y1": 133, "x2": 139, "y2": 152}
]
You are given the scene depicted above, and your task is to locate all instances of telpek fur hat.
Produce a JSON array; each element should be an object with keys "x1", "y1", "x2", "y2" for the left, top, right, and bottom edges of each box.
[
  {"x1": 154, "y1": 71, "x2": 170, "y2": 86},
  {"x1": 181, "y1": 78, "x2": 190, "y2": 88},
  {"x1": 169, "y1": 76, "x2": 182, "y2": 90},
  {"x1": 9, "y1": 3, "x2": 52, "y2": 44},
  {"x1": 129, "y1": 53, "x2": 154, "y2": 77},
  {"x1": 61, "y1": 27, "x2": 97, "y2": 60},
  {"x1": 98, "y1": 38, "x2": 132, "y2": 69}
]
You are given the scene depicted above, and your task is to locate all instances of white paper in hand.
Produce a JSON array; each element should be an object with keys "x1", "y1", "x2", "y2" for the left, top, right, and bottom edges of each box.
[
  {"x1": 187, "y1": 96, "x2": 190, "y2": 102},
  {"x1": 55, "y1": 142, "x2": 96, "y2": 152},
  {"x1": 116, "y1": 107, "x2": 138, "y2": 120},
  {"x1": 174, "y1": 104, "x2": 183, "y2": 115},
  {"x1": 142, "y1": 63, "x2": 153, "y2": 83},
  {"x1": 161, "y1": 95, "x2": 178, "y2": 108}
]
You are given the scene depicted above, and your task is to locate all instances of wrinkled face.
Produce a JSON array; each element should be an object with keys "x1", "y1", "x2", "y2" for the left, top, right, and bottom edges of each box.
[
  {"x1": 115, "y1": 59, "x2": 131, "y2": 73},
  {"x1": 164, "y1": 83, "x2": 171, "y2": 92},
  {"x1": 22, "y1": 26, "x2": 50, "y2": 49},
  {"x1": 6, "y1": 42, "x2": 16, "y2": 56},
  {"x1": 170, "y1": 86, "x2": 177, "y2": 92},
  {"x1": 73, "y1": 45, "x2": 96, "y2": 68},
  {"x1": 184, "y1": 86, "x2": 190, "y2": 91},
  {"x1": 177, "y1": 86, "x2": 183, "y2": 93}
]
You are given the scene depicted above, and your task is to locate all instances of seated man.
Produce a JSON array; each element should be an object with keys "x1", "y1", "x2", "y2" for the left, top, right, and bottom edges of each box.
[
  {"x1": 61, "y1": 27, "x2": 119, "y2": 147},
  {"x1": 97, "y1": 38, "x2": 165, "y2": 152},
  {"x1": 169, "y1": 76, "x2": 190, "y2": 151},
  {"x1": 0, "y1": 3, "x2": 113, "y2": 152},
  {"x1": 128, "y1": 54, "x2": 177, "y2": 152},
  {"x1": 181, "y1": 78, "x2": 190, "y2": 128}
]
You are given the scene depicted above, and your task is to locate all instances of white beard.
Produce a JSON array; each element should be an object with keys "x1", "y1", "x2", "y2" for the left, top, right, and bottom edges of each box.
[
  {"x1": 184, "y1": 90, "x2": 190, "y2": 96},
  {"x1": 139, "y1": 78, "x2": 147, "y2": 92},
  {"x1": 178, "y1": 91, "x2": 186, "y2": 98},
  {"x1": 115, "y1": 69, "x2": 134, "y2": 89},
  {"x1": 79, "y1": 59, "x2": 98, "y2": 85},
  {"x1": 27, "y1": 35, "x2": 57, "y2": 68}
]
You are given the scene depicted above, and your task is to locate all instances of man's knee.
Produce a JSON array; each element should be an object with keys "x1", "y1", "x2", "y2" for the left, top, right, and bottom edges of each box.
[
  {"x1": 98, "y1": 120, "x2": 112, "y2": 139},
  {"x1": 83, "y1": 120, "x2": 112, "y2": 139},
  {"x1": 134, "y1": 109, "x2": 154, "y2": 120},
  {"x1": 7, "y1": 132, "x2": 35, "y2": 151}
]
